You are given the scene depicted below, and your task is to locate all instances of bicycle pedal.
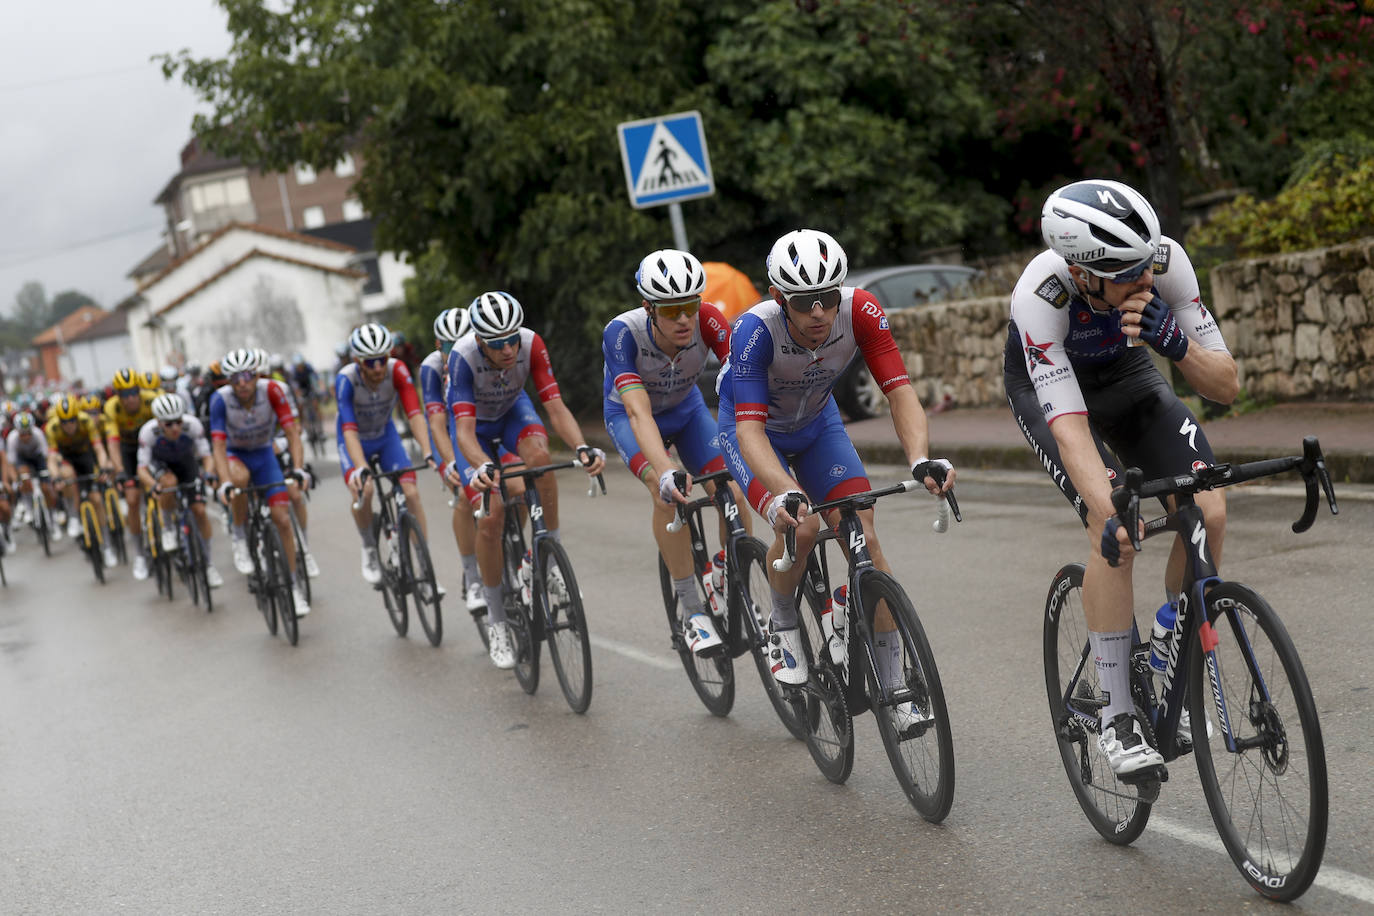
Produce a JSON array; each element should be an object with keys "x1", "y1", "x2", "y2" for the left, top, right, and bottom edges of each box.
[{"x1": 1119, "y1": 763, "x2": 1168, "y2": 802}]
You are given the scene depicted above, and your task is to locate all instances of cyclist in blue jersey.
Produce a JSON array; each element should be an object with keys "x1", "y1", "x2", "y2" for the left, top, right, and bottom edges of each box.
[
  {"x1": 720, "y1": 229, "x2": 954, "y2": 720},
  {"x1": 603, "y1": 249, "x2": 751, "y2": 654}
]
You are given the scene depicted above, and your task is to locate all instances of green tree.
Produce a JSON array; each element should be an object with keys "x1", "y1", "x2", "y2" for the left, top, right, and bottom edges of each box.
[
  {"x1": 49, "y1": 290, "x2": 99, "y2": 324},
  {"x1": 11, "y1": 282, "x2": 49, "y2": 340}
]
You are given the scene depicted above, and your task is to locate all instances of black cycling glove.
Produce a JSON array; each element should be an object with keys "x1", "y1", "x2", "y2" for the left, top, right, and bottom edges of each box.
[{"x1": 1138, "y1": 295, "x2": 1189, "y2": 361}]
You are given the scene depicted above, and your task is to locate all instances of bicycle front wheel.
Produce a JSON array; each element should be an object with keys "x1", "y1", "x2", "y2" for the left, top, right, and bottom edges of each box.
[
  {"x1": 1190, "y1": 582, "x2": 1327, "y2": 901},
  {"x1": 248, "y1": 522, "x2": 278, "y2": 636},
  {"x1": 263, "y1": 521, "x2": 297, "y2": 646},
  {"x1": 1043, "y1": 563, "x2": 1151, "y2": 844},
  {"x1": 290, "y1": 507, "x2": 311, "y2": 605},
  {"x1": 861, "y1": 571, "x2": 954, "y2": 822},
  {"x1": 539, "y1": 538, "x2": 592, "y2": 713},
  {"x1": 658, "y1": 555, "x2": 735, "y2": 718},
  {"x1": 400, "y1": 514, "x2": 443, "y2": 647},
  {"x1": 734, "y1": 536, "x2": 807, "y2": 740},
  {"x1": 374, "y1": 516, "x2": 407, "y2": 637},
  {"x1": 795, "y1": 563, "x2": 854, "y2": 785}
]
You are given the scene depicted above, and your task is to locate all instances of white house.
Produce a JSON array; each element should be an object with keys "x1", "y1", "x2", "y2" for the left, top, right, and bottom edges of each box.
[
  {"x1": 125, "y1": 223, "x2": 372, "y2": 371},
  {"x1": 61, "y1": 309, "x2": 135, "y2": 390}
]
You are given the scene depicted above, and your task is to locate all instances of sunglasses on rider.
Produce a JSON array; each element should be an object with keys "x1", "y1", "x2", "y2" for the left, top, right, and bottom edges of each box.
[
  {"x1": 230, "y1": 371, "x2": 256, "y2": 384},
  {"x1": 482, "y1": 333, "x2": 522, "y2": 351},
  {"x1": 160, "y1": 418, "x2": 184, "y2": 429},
  {"x1": 360, "y1": 357, "x2": 387, "y2": 369},
  {"x1": 652, "y1": 297, "x2": 701, "y2": 321},
  {"x1": 1105, "y1": 259, "x2": 1152, "y2": 283},
  {"x1": 784, "y1": 288, "x2": 842, "y2": 313}
]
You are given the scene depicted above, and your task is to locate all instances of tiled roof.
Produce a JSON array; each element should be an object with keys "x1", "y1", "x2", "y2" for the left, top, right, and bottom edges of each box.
[
  {"x1": 155, "y1": 249, "x2": 367, "y2": 317},
  {"x1": 64, "y1": 308, "x2": 129, "y2": 343},
  {"x1": 31, "y1": 305, "x2": 109, "y2": 347}
]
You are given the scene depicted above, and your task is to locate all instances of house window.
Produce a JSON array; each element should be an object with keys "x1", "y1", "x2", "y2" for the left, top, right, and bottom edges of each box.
[
  {"x1": 295, "y1": 163, "x2": 317, "y2": 185},
  {"x1": 336, "y1": 153, "x2": 356, "y2": 177},
  {"x1": 302, "y1": 206, "x2": 326, "y2": 229},
  {"x1": 342, "y1": 198, "x2": 365, "y2": 222},
  {"x1": 186, "y1": 176, "x2": 252, "y2": 213}
]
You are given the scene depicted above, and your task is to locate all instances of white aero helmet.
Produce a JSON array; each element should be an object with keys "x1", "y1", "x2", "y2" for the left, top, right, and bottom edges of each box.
[
  {"x1": 635, "y1": 249, "x2": 706, "y2": 302},
  {"x1": 151, "y1": 393, "x2": 185, "y2": 421},
  {"x1": 222, "y1": 347, "x2": 257, "y2": 375},
  {"x1": 468, "y1": 292, "x2": 524, "y2": 339},
  {"x1": 349, "y1": 322, "x2": 394, "y2": 358},
  {"x1": 160, "y1": 363, "x2": 179, "y2": 381},
  {"x1": 766, "y1": 229, "x2": 848, "y2": 294},
  {"x1": 1041, "y1": 179, "x2": 1161, "y2": 280},
  {"x1": 433, "y1": 307, "x2": 470, "y2": 343}
]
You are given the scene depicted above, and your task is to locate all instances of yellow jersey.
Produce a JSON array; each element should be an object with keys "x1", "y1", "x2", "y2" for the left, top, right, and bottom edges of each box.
[
  {"x1": 45, "y1": 412, "x2": 101, "y2": 455},
  {"x1": 102, "y1": 390, "x2": 159, "y2": 443}
]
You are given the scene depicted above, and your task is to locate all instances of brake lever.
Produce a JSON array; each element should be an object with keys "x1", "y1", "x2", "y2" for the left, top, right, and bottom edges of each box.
[
  {"x1": 665, "y1": 471, "x2": 688, "y2": 533},
  {"x1": 771, "y1": 493, "x2": 806, "y2": 572}
]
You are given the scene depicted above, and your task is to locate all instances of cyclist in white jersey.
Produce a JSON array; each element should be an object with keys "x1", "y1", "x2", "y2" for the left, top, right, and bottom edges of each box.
[
  {"x1": 602, "y1": 249, "x2": 752, "y2": 654},
  {"x1": 138, "y1": 393, "x2": 223, "y2": 588},
  {"x1": 447, "y1": 291, "x2": 606, "y2": 669},
  {"x1": 1004, "y1": 179, "x2": 1238, "y2": 775},
  {"x1": 719, "y1": 229, "x2": 955, "y2": 708}
]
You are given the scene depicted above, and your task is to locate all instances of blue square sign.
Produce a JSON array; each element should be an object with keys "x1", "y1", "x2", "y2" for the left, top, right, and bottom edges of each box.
[{"x1": 616, "y1": 110, "x2": 715, "y2": 209}]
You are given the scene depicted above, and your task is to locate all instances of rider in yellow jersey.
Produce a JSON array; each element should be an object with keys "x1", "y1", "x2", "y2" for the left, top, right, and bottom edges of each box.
[
  {"x1": 45, "y1": 395, "x2": 118, "y2": 566},
  {"x1": 104, "y1": 368, "x2": 160, "y2": 580}
]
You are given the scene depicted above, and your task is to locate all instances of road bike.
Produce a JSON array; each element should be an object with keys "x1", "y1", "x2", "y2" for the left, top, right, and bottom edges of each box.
[
  {"x1": 160, "y1": 479, "x2": 215, "y2": 612},
  {"x1": 659, "y1": 468, "x2": 808, "y2": 739},
  {"x1": 72, "y1": 473, "x2": 112, "y2": 584},
  {"x1": 1043, "y1": 437, "x2": 1337, "y2": 901},
  {"x1": 234, "y1": 482, "x2": 299, "y2": 646},
  {"x1": 16, "y1": 471, "x2": 54, "y2": 557},
  {"x1": 354, "y1": 459, "x2": 443, "y2": 646},
  {"x1": 103, "y1": 477, "x2": 128, "y2": 566},
  {"x1": 478, "y1": 457, "x2": 604, "y2": 713},
  {"x1": 143, "y1": 487, "x2": 176, "y2": 601},
  {"x1": 299, "y1": 392, "x2": 328, "y2": 459},
  {"x1": 447, "y1": 481, "x2": 492, "y2": 649},
  {"x1": 772, "y1": 480, "x2": 960, "y2": 822}
]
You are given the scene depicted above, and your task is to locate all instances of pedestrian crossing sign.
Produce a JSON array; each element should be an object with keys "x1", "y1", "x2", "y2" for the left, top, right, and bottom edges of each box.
[{"x1": 616, "y1": 110, "x2": 715, "y2": 209}]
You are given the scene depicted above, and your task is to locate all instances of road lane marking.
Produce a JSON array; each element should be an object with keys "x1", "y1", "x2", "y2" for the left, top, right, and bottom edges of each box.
[
  {"x1": 589, "y1": 634, "x2": 678, "y2": 671},
  {"x1": 1151, "y1": 815, "x2": 1374, "y2": 905}
]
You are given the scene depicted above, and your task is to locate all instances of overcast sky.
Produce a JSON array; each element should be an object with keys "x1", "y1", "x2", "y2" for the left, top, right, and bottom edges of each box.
[{"x1": 1, "y1": 0, "x2": 230, "y2": 317}]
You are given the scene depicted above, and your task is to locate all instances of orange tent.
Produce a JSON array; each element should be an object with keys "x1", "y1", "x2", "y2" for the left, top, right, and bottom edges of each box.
[{"x1": 703, "y1": 262, "x2": 763, "y2": 324}]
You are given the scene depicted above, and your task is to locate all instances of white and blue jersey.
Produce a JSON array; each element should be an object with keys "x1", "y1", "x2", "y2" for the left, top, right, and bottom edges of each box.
[
  {"x1": 209, "y1": 379, "x2": 297, "y2": 504},
  {"x1": 334, "y1": 358, "x2": 423, "y2": 485}
]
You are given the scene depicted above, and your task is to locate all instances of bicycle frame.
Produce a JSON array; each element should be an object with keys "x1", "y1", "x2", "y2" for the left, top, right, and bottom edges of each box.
[{"x1": 668, "y1": 467, "x2": 758, "y2": 658}]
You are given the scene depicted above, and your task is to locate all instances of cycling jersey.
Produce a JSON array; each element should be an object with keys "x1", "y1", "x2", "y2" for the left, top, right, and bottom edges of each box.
[
  {"x1": 5, "y1": 428, "x2": 47, "y2": 466},
  {"x1": 44, "y1": 413, "x2": 100, "y2": 456},
  {"x1": 102, "y1": 390, "x2": 159, "y2": 444},
  {"x1": 208, "y1": 379, "x2": 297, "y2": 452},
  {"x1": 418, "y1": 348, "x2": 448, "y2": 419},
  {"x1": 136, "y1": 416, "x2": 210, "y2": 471},
  {"x1": 1007, "y1": 239, "x2": 1229, "y2": 424},
  {"x1": 721, "y1": 289, "x2": 909, "y2": 433},
  {"x1": 602, "y1": 303, "x2": 731, "y2": 413},
  {"x1": 446, "y1": 328, "x2": 562, "y2": 423},
  {"x1": 334, "y1": 359, "x2": 422, "y2": 441}
]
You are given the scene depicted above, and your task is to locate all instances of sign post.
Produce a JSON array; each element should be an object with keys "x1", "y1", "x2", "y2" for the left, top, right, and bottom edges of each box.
[{"x1": 616, "y1": 110, "x2": 715, "y2": 252}]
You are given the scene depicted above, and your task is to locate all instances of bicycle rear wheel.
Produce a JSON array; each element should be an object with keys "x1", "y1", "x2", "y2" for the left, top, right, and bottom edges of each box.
[
  {"x1": 733, "y1": 536, "x2": 807, "y2": 741},
  {"x1": 538, "y1": 538, "x2": 593, "y2": 713},
  {"x1": 1190, "y1": 582, "x2": 1327, "y2": 901},
  {"x1": 658, "y1": 555, "x2": 735, "y2": 717},
  {"x1": 795, "y1": 562, "x2": 853, "y2": 784},
  {"x1": 400, "y1": 514, "x2": 443, "y2": 647},
  {"x1": 861, "y1": 571, "x2": 954, "y2": 821},
  {"x1": 1043, "y1": 563, "x2": 1151, "y2": 844}
]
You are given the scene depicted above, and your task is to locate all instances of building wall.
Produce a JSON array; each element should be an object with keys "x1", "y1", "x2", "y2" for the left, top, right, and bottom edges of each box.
[
  {"x1": 246, "y1": 153, "x2": 362, "y2": 235},
  {"x1": 63, "y1": 334, "x2": 135, "y2": 390},
  {"x1": 361, "y1": 251, "x2": 415, "y2": 313}
]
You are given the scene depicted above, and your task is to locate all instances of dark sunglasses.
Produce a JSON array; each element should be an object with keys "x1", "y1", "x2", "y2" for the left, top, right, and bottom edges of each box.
[
  {"x1": 482, "y1": 333, "x2": 522, "y2": 350},
  {"x1": 360, "y1": 357, "x2": 387, "y2": 369},
  {"x1": 653, "y1": 298, "x2": 701, "y2": 321},
  {"x1": 784, "y1": 288, "x2": 842, "y2": 313},
  {"x1": 230, "y1": 371, "x2": 256, "y2": 384},
  {"x1": 160, "y1": 419, "x2": 184, "y2": 429},
  {"x1": 1105, "y1": 259, "x2": 1152, "y2": 283}
]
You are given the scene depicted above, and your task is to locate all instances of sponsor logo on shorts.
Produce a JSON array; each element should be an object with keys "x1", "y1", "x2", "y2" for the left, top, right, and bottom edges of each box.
[{"x1": 829, "y1": 464, "x2": 846, "y2": 478}]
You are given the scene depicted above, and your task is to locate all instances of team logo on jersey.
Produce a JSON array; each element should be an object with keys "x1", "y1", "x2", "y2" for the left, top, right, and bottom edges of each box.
[
  {"x1": 878, "y1": 316, "x2": 889, "y2": 330},
  {"x1": 1076, "y1": 309, "x2": 1092, "y2": 324},
  {"x1": 1035, "y1": 276, "x2": 1071, "y2": 308},
  {"x1": 1152, "y1": 243, "x2": 1171, "y2": 274},
  {"x1": 716, "y1": 328, "x2": 727, "y2": 342},
  {"x1": 829, "y1": 464, "x2": 846, "y2": 478},
  {"x1": 1024, "y1": 332, "x2": 1054, "y2": 371}
]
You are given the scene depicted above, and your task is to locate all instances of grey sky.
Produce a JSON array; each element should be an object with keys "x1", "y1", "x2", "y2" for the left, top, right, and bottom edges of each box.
[{"x1": 0, "y1": 0, "x2": 230, "y2": 317}]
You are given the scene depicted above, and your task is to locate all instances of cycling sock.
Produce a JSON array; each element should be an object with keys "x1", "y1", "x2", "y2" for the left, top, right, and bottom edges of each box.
[
  {"x1": 769, "y1": 588, "x2": 798, "y2": 630},
  {"x1": 1091, "y1": 628, "x2": 1135, "y2": 724},
  {"x1": 673, "y1": 575, "x2": 704, "y2": 618},
  {"x1": 873, "y1": 629, "x2": 903, "y2": 689},
  {"x1": 358, "y1": 524, "x2": 376, "y2": 548},
  {"x1": 484, "y1": 583, "x2": 506, "y2": 624},
  {"x1": 232, "y1": 523, "x2": 246, "y2": 542},
  {"x1": 461, "y1": 552, "x2": 479, "y2": 585}
]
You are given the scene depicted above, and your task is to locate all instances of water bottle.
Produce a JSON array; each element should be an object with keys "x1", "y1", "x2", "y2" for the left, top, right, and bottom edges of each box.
[
  {"x1": 1149, "y1": 600, "x2": 1177, "y2": 674},
  {"x1": 711, "y1": 549, "x2": 727, "y2": 596},
  {"x1": 825, "y1": 585, "x2": 849, "y2": 665},
  {"x1": 519, "y1": 549, "x2": 533, "y2": 607}
]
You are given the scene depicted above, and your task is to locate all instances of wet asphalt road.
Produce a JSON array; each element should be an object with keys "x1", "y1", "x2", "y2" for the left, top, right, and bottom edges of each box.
[{"x1": 2, "y1": 460, "x2": 1371, "y2": 914}]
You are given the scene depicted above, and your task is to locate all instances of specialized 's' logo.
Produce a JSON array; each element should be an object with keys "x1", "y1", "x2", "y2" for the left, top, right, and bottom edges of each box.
[
  {"x1": 1097, "y1": 189, "x2": 1124, "y2": 212},
  {"x1": 1024, "y1": 332, "x2": 1054, "y2": 371},
  {"x1": 1179, "y1": 417, "x2": 1198, "y2": 451},
  {"x1": 1191, "y1": 519, "x2": 1207, "y2": 557}
]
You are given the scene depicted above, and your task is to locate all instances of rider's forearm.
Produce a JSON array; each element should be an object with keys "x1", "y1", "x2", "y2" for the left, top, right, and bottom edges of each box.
[
  {"x1": 342, "y1": 428, "x2": 367, "y2": 472},
  {"x1": 737, "y1": 419, "x2": 795, "y2": 499},
  {"x1": 407, "y1": 414, "x2": 432, "y2": 459},
  {"x1": 1051, "y1": 414, "x2": 1117, "y2": 526},
  {"x1": 287, "y1": 428, "x2": 304, "y2": 470},
  {"x1": 544, "y1": 399, "x2": 587, "y2": 454},
  {"x1": 885, "y1": 384, "x2": 932, "y2": 468},
  {"x1": 427, "y1": 414, "x2": 455, "y2": 466},
  {"x1": 1175, "y1": 346, "x2": 1239, "y2": 406},
  {"x1": 623, "y1": 392, "x2": 675, "y2": 479},
  {"x1": 453, "y1": 419, "x2": 490, "y2": 470}
]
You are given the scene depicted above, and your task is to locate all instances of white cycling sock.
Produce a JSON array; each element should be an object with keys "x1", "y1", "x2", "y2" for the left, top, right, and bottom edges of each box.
[
  {"x1": 484, "y1": 583, "x2": 506, "y2": 624},
  {"x1": 357, "y1": 524, "x2": 376, "y2": 548},
  {"x1": 1091, "y1": 628, "x2": 1135, "y2": 724},
  {"x1": 769, "y1": 588, "x2": 797, "y2": 631},
  {"x1": 673, "y1": 575, "x2": 704, "y2": 619},
  {"x1": 461, "y1": 553, "x2": 479, "y2": 584},
  {"x1": 873, "y1": 630, "x2": 903, "y2": 689}
]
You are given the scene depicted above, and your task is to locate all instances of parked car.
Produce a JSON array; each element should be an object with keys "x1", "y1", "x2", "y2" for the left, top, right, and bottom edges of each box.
[{"x1": 699, "y1": 263, "x2": 980, "y2": 419}]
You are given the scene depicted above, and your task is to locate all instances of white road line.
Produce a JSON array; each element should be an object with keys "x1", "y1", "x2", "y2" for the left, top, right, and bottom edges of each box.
[
  {"x1": 589, "y1": 634, "x2": 679, "y2": 671},
  {"x1": 1148, "y1": 815, "x2": 1374, "y2": 904}
]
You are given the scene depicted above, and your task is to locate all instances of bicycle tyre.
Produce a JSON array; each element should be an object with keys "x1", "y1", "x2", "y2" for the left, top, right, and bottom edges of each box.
[
  {"x1": 373, "y1": 514, "x2": 408, "y2": 637},
  {"x1": 1043, "y1": 563, "x2": 1151, "y2": 844},
  {"x1": 538, "y1": 538, "x2": 593, "y2": 713},
  {"x1": 149, "y1": 509, "x2": 174, "y2": 601},
  {"x1": 262, "y1": 520, "x2": 297, "y2": 646},
  {"x1": 82, "y1": 500, "x2": 105, "y2": 585},
  {"x1": 186, "y1": 515, "x2": 213, "y2": 613},
  {"x1": 1189, "y1": 582, "x2": 1327, "y2": 901},
  {"x1": 248, "y1": 521, "x2": 278, "y2": 636},
  {"x1": 861, "y1": 571, "x2": 954, "y2": 821},
  {"x1": 288, "y1": 507, "x2": 311, "y2": 605},
  {"x1": 400, "y1": 513, "x2": 443, "y2": 647},
  {"x1": 505, "y1": 525, "x2": 540, "y2": 694},
  {"x1": 733, "y1": 536, "x2": 807, "y2": 741},
  {"x1": 795, "y1": 560, "x2": 854, "y2": 784},
  {"x1": 36, "y1": 496, "x2": 50, "y2": 557},
  {"x1": 658, "y1": 555, "x2": 735, "y2": 718},
  {"x1": 106, "y1": 489, "x2": 128, "y2": 565}
]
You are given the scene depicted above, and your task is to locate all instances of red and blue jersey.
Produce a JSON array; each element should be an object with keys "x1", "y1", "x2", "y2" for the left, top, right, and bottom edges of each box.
[
  {"x1": 602, "y1": 303, "x2": 731, "y2": 414},
  {"x1": 334, "y1": 359, "x2": 423, "y2": 441}
]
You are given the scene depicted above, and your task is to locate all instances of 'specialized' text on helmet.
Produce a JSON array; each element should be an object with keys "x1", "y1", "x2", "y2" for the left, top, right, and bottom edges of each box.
[
  {"x1": 152, "y1": 393, "x2": 185, "y2": 421},
  {"x1": 468, "y1": 292, "x2": 524, "y2": 339},
  {"x1": 1041, "y1": 179, "x2": 1161, "y2": 280},
  {"x1": 433, "y1": 307, "x2": 471, "y2": 343},
  {"x1": 349, "y1": 323, "x2": 394, "y2": 358},
  {"x1": 766, "y1": 229, "x2": 848, "y2": 294},
  {"x1": 636, "y1": 249, "x2": 706, "y2": 302}
]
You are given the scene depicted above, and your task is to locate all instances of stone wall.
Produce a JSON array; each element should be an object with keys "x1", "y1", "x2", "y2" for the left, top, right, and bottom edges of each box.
[
  {"x1": 888, "y1": 296, "x2": 1009, "y2": 408},
  {"x1": 1209, "y1": 239, "x2": 1374, "y2": 400}
]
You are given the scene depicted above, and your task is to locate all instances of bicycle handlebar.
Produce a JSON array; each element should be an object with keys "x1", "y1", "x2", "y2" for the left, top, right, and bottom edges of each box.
[
  {"x1": 771, "y1": 479, "x2": 935, "y2": 573},
  {"x1": 474, "y1": 459, "x2": 607, "y2": 520}
]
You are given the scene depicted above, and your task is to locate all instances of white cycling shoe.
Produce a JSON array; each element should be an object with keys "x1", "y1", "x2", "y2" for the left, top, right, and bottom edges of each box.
[
  {"x1": 684, "y1": 613, "x2": 723, "y2": 655},
  {"x1": 488, "y1": 621, "x2": 516, "y2": 669},
  {"x1": 206, "y1": 565, "x2": 225, "y2": 588},
  {"x1": 768, "y1": 626, "x2": 809, "y2": 686},
  {"x1": 292, "y1": 582, "x2": 311, "y2": 618},
  {"x1": 231, "y1": 538, "x2": 253, "y2": 575},
  {"x1": 361, "y1": 546, "x2": 382, "y2": 585},
  {"x1": 1176, "y1": 706, "x2": 1215, "y2": 746},
  {"x1": 102, "y1": 545, "x2": 118, "y2": 568},
  {"x1": 132, "y1": 554, "x2": 150, "y2": 581},
  {"x1": 160, "y1": 526, "x2": 179, "y2": 553},
  {"x1": 304, "y1": 550, "x2": 321, "y2": 578},
  {"x1": 465, "y1": 579, "x2": 486, "y2": 612},
  {"x1": 1100, "y1": 713, "x2": 1165, "y2": 776},
  {"x1": 67, "y1": 517, "x2": 83, "y2": 539}
]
